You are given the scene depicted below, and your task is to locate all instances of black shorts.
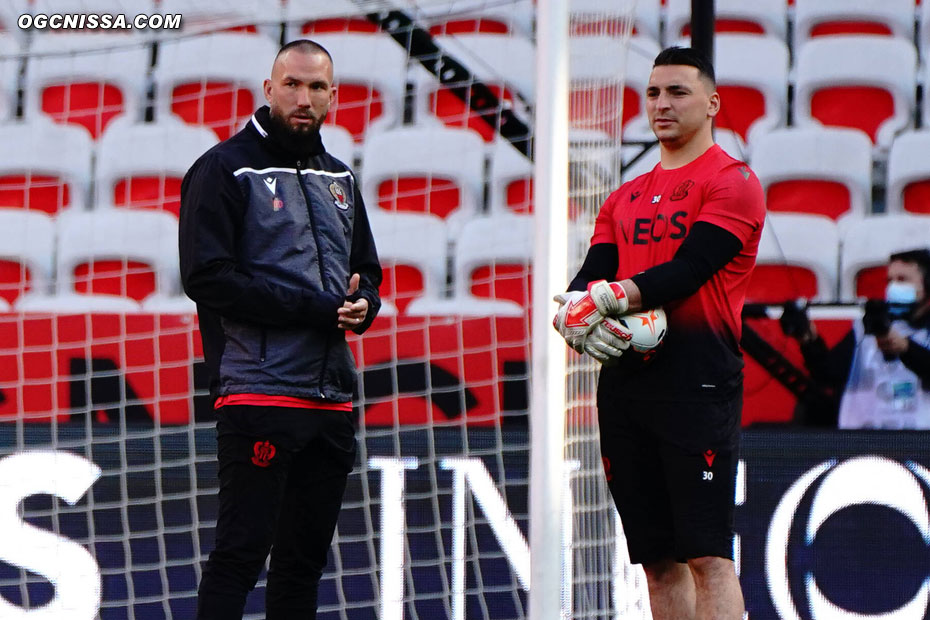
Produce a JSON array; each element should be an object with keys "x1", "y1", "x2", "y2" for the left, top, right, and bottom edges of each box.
[{"x1": 596, "y1": 386, "x2": 741, "y2": 566}]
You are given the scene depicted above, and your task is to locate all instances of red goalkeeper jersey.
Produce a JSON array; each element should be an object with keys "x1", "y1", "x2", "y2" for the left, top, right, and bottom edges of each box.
[{"x1": 591, "y1": 144, "x2": 765, "y2": 400}]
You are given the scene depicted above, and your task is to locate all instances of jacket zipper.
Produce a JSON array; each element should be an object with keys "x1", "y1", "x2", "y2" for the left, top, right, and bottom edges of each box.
[
  {"x1": 295, "y1": 159, "x2": 332, "y2": 398},
  {"x1": 260, "y1": 329, "x2": 267, "y2": 362}
]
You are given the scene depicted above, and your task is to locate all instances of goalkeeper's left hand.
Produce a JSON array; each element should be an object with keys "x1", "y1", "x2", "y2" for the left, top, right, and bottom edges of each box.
[
  {"x1": 587, "y1": 279, "x2": 630, "y2": 317},
  {"x1": 583, "y1": 317, "x2": 632, "y2": 365}
]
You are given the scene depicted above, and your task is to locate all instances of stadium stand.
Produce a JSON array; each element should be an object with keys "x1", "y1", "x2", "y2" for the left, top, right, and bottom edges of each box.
[
  {"x1": 0, "y1": 35, "x2": 19, "y2": 122},
  {"x1": 153, "y1": 33, "x2": 275, "y2": 141},
  {"x1": 283, "y1": 0, "x2": 378, "y2": 37},
  {"x1": 840, "y1": 215, "x2": 930, "y2": 301},
  {"x1": 320, "y1": 123, "x2": 358, "y2": 168},
  {"x1": 751, "y1": 127, "x2": 873, "y2": 221},
  {"x1": 411, "y1": 0, "x2": 536, "y2": 38},
  {"x1": 887, "y1": 130, "x2": 930, "y2": 215},
  {"x1": 157, "y1": 0, "x2": 283, "y2": 39},
  {"x1": 489, "y1": 138, "x2": 534, "y2": 215},
  {"x1": 94, "y1": 117, "x2": 219, "y2": 216},
  {"x1": 452, "y1": 213, "x2": 534, "y2": 308},
  {"x1": 0, "y1": 119, "x2": 93, "y2": 214},
  {"x1": 570, "y1": 0, "x2": 660, "y2": 39},
  {"x1": 794, "y1": 35, "x2": 917, "y2": 150},
  {"x1": 748, "y1": 213, "x2": 840, "y2": 303}
]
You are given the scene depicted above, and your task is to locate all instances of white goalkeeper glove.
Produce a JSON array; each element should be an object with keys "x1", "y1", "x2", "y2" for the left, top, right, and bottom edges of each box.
[
  {"x1": 553, "y1": 290, "x2": 603, "y2": 353},
  {"x1": 587, "y1": 279, "x2": 630, "y2": 317},
  {"x1": 583, "y1": 316, "x2": 632, "y2": 365}
]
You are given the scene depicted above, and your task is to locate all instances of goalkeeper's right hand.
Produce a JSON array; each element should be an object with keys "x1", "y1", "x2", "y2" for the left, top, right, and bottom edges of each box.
[
  {"x1": 553, "y1": 290, "x2": 602, "y2": 353},
  {"x1": 583, "y1": 318, "x2": 632, "y2": 365}
]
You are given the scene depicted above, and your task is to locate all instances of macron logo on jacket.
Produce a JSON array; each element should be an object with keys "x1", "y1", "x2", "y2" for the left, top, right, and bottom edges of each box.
[{"x1": 263, "y1": 177, "x2": 277, "y2": 195}]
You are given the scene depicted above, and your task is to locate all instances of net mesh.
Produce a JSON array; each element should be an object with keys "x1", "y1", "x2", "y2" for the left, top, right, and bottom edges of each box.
[{"x1": 0, "y1": 1, "x2": 648, "y2": 618}]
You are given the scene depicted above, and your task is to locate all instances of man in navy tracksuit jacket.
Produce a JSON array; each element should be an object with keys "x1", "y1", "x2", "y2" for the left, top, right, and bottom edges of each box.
[{"x1": 179, "y1": 40, "x2": 382, "y2": 619}]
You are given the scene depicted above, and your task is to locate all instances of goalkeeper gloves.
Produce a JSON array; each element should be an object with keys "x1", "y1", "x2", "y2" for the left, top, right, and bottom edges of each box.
[
  {"x1": 587, "y1": 279, "x2": 629, "y2": 317},
  {"x1": 553, "y1": 290, "x2": 602, "y2": 353},
  {"x1": 583, "y1": 317, "x2": 632, "y2": 365}
]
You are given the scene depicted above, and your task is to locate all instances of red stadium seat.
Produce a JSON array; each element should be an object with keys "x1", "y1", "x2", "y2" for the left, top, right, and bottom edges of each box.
[
  {"x1": 795, "y1": 36, "x2": 917, "y2": 149},
  {"x1": 0, "y1": 209, "x2": 54, "y2": 305},
  {"x1": 158, "y1": 0, "x2": 282, "y2": 38},
  {"x1": 154, "y1": 34, "x2": 274, "y2": 141},
  {"x1": 887, "y1": 131, "x2": 930, "y2": 215},
  {"x1": 96, "y1": 118, "x2": 218, "y2": 216},
  {"x1": 24, "y1": 34, "x2": 149, "y2": 139},
  {"x1": 369, "y1": 213, "x2": 449, "y2": 315},
  {"x1": 840, "y1": 215, "x2": 930, "y2": 302},
  {"x1": 52, "y1": 209, "x2": 180, "y2": 303},
  {"x1": 752, "y1": 127, "x2": 872, "y2": 221},
  {"x1": 414, "y1": 0, "x2": 535, "y2": 39},
  {"x1": 361, "y1": 126, "x2": 485, "y2": 228},
  {"x1": 0, "y1": 120, "x2": 91, "y2": 214},
  {"x1": 454, "y1": 214, "x2": 533, "y2": 308},
  {"x1": 794, "y1": 0, "x2": 915, "y2": 49},
  {"x1": 748, "y1": 214, "x2": 839, "y2": 303},
  {"x1": 668, "y1": 0, "x2": 787, "y2": 40}
]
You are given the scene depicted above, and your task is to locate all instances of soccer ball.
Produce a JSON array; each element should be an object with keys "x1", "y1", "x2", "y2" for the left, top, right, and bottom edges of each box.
[{"x1": 606, "y1": 307, "x2": 667, "y2": 354}]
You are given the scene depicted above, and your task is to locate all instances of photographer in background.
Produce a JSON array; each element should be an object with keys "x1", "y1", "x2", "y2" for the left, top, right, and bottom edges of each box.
[{"x1": 781, "y1": 249, "x2": 930, "y2": 429}]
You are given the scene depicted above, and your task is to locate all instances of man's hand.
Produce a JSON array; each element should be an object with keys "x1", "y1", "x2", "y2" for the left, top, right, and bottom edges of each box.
[
  {"x1": 553, "y1": 291, "x2": 603, "y2": 353},
  {"x1": 583, "y1": 318, "x2": 632, "y2": 365},
  {"x1": 587, "y1": 279, "x2": 630, "y2": 317},
  {"x1": 876, "y1": 328, "x2": 910, "y2": 357},
  {"x1": 338, "y1": 273, "x2": 369, "y2": 330}
]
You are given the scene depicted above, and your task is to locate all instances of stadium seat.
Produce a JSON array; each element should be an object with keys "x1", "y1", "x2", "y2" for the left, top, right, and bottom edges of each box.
[
  {"x1": 570, "y1": 0, "x2": 661, "y2": 40},
  {"x1": 412, "y1": 0, "x2": 535, "y2": 39},
  {"x1": 95, "y1": 118, "x2": 219, "y2": 216},
  {"x1": 158, "y1": 0, "x2": 283, "y2": 39},
  {"x1": 887, "y1": 131, "x2": 930, "y2": 215},
  {"x1": 360, "y1": 126, "x2": 486, "y2": 229},
  {"x1": 0, "y1": 209, "x2": 55, "y2": 305},
  {"x1": 53, "y1": 209, "x2": 181, "y2": 302},
  {"x1": 368, "y1": 212, "x2": 449, "y2": 315},
  {"x1": 794, "y1": 0, "x2": 915, "y2": 49},
  {"x1": 405, "y1": 214, "x2": 529, "y2": 317},
  {"x1": 0, "y1": 119, "x2": 92, "y2": 214},
  {"x1": 416, "y1": 33, "x2": 534, "y2": 142},
  {"x1": 489, "y1": 139, "x2": 533, "y2": 215},
  {"x1": 27, "y1": 0, "x2": 153, "y2": 33},
  {"x1": 667, "y1": 0, "x2": 787, "y2": 40},
  {"x1": 295, "y1": 33, "x2": 407, "y2": 142},
  {"x1": 23, "y1": 34, "x2": 151, "y2": 139},
  {"x1": 712, "y1": 35, "x2": 789, "y2": 147},
  {"x1": 794, "y1": 36, "x2": 917, "y2": 149},
  {"x1": 751, "y1": 127, "x2": 873, "y2": 221},
  {"x1": 154, "y1": 33, "x2": 276, "y2": 141},
  {"x1": 748, "y1": 214, "x2": 839, "y2": 303},
  {"x1": 320, "y1": 124, "x2": 357, "y2": 168},
  {"x1": 570, "y1": 35, "x2": 660, "y2": 140},
  {"x1": 454, "y1": 213, "x2": 533, "y2": 307},
  {"x1": 283, "y1": 0, "x2": 379, "y2": 36},
  {"x1": 839, "y1": 215, "x2": 930, "y2": 301}
]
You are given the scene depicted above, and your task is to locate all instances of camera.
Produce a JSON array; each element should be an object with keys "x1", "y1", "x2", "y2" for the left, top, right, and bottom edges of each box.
[{"x1": 862, "y1": 299, "x2": 891, "y2": 337}]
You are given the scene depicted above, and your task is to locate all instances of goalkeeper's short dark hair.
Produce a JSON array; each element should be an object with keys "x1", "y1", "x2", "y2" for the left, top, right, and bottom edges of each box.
[{"x1": 653, "y1": 46, "x2": 716, "y2": 88}]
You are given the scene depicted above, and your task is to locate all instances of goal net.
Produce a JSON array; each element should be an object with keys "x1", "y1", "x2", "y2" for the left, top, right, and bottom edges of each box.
[{"x1": 0, "y1": 1, "x2": 648, "y2": 618}]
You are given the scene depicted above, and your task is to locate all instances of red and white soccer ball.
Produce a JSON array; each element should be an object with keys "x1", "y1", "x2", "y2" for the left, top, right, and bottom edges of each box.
[{"x1": 605, "y1": 307, "x2": 667, "y2": 354}]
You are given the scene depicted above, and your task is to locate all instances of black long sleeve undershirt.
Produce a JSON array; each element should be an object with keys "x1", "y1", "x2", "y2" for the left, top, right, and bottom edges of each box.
[{"x1": 567, "y1": 221, "x2": 743, "y2": 308}]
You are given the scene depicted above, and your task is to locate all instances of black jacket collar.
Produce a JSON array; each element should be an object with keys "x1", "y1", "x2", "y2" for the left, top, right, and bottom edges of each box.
[{"x1": 249, "y1": 106, "x2": 325, "y2": 162}]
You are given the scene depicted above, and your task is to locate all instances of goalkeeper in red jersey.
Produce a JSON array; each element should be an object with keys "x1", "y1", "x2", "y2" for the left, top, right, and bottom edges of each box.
[{"x1": 553, "y1": 47, "x2": 765, "y2": 620}]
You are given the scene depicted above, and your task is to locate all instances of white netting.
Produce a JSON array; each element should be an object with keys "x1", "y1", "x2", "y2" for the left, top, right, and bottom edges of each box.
[{"x1": 0, "y1": 1, "x2": 649, "y2": 618}]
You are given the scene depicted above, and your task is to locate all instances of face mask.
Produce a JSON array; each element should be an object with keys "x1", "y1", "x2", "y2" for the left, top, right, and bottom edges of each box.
[{"x1": 886, "y1": 281, "x2": 918, "y2": 318}]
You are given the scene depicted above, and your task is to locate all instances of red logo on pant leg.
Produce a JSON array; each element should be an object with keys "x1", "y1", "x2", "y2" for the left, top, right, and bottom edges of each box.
[
  {"x1": 251, "y1": 440, "x2": 276, "y2": 467},
  {"x1": 703, "y1": 449, "x2": 716, "y2": 467},
  {"x1": 602, "y1": 457, "x2": 612, "y2": 482}
]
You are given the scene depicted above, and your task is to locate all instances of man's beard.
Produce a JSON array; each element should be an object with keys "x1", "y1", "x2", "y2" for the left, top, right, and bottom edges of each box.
[{"x1": 268, "y1": 107, "x2": 324, "y2": 152}]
